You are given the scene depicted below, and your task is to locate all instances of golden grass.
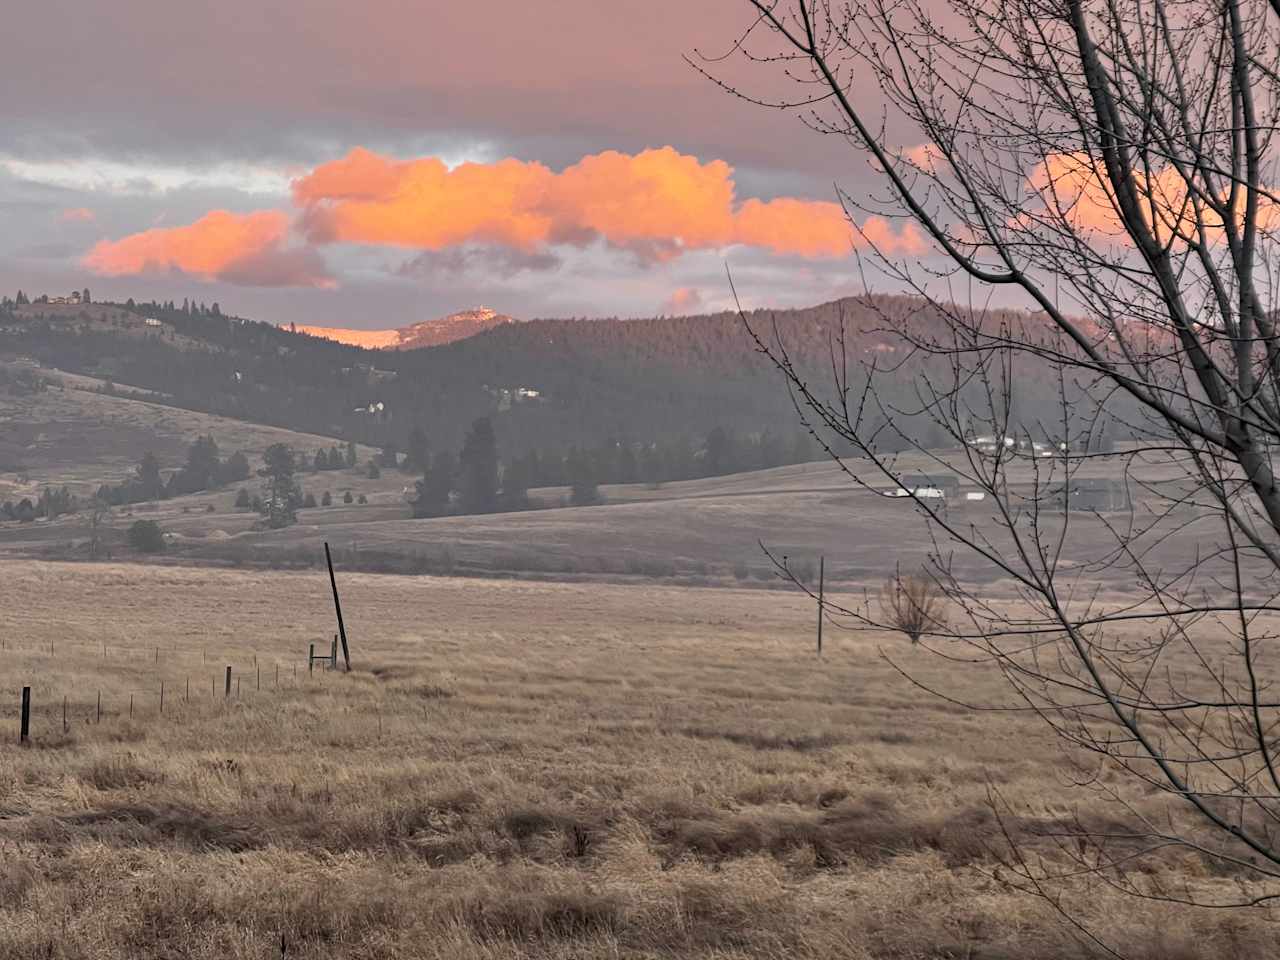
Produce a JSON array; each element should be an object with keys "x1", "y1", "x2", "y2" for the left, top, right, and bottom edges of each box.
[{"x1": 0, "y1": 561, "x2": 1273, "y2": 957}]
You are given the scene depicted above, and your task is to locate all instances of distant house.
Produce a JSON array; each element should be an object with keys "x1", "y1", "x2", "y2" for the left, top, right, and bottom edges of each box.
[
  {"x1": 1050, "y1": 477, "x2": 1132, "y2": 513},
  {"x1": 144, "y1": 318, "x2": 162, "y2": 327},
  {"x1": 886, "y1": 472, "x2": 960, "y2": 499},
  {"x1": 47, "y1": 291, "x2": 82, "y2": 305}
]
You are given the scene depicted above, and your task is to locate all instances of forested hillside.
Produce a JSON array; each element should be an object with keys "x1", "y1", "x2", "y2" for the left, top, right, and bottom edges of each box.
[{"x1": 0, "y1": 293, "x2": 1106, "y2": 472}]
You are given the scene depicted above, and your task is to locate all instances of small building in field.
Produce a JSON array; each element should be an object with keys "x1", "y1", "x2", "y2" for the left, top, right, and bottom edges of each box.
[
  {"x1": 887, "y1": 472, "x2": 961, "y2": 499},
  {"x1": 1051, "y1": 477, "x2": 1132, "y2": 512}
]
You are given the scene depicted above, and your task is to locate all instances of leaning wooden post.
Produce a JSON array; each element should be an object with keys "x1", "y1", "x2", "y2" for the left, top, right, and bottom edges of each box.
[
  {"x1": 19, "y1": 687, "x2": 30, "y2": 743},
  {"x1": 325, "y1": 542, "x2": 352, "y2": 671},
  {"x1": 224, "y1": 666, "x2": 232, "y2": 698},
  {"x1": 817, "y1": 556, "x2": 825, "y2": 657},
  {"x1": 308, "y1": 644, "x2": 315, "y2": 675}
]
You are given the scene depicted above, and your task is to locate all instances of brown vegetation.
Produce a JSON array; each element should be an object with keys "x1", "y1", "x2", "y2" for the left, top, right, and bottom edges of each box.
[{"x1": 0, "y1": 561, "x2": 1272, "y2": 957}]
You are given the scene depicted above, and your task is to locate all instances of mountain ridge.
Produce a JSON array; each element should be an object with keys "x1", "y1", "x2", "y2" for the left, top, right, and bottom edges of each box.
[{"x1": 295, "y1": 307, "x2": 518, "y2": 350}]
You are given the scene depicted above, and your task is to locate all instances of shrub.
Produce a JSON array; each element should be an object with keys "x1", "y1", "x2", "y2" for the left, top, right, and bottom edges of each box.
[
  {"x1": 303, "y1": 492, "x2": 317, "y2": 508},
  {"x1": 234, "y1": 489, "x2": 251, "y2": 509},
  {"x1": 366, "y1": 461, "x2": 381, "y2": 479},
  {"x1": 127, "y1": 520, "x2": 165, "y2": 554},
  {"x1": 880, "y1": 573, "x2": 946, "y2": 643},
  {"x1": 343, "y1": 491, "x2": 354, "y2": 504},
  {"x1": 357, "y1": 494, "x2": 368, "y2": 504},
  {"x1": 321, "y1": 491, "x2": 332, "y2": 507}
]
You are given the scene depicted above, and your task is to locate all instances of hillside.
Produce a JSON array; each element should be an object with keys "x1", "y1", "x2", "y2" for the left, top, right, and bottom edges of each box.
[
  {"x1": 0, "y1": 358, "x2": 377, "y2": 501},
  {"x1": 0, "y1": 293, "x2": 1123, "y2": 472},
  {"x1": 296, "y1": 307, "x2": 519, "y2": 350}
]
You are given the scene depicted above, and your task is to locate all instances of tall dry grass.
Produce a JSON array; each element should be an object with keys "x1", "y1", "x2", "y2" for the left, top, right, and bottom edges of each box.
[{"x1": 0, "y1": 561, "x2": 1272, "y2": 958}]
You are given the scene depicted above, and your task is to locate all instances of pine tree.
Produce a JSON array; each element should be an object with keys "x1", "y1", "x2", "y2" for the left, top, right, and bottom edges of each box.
[
  {"x1": 411, "y1": 450, "x2": 455, "y2": 518},
  {"x1": 259, "y1": 444, "x2": 298, "y2": 528},
  {"x1": 345, "y1": 440, "x2": 357, "y2": 468},
  {"x1": 567, "y1": 447, "x2": 600, "y2": 506},
  {"x1": 405, "y1": 426, "x2": 429, "y2": 473},
  {"x1": 136, "y1": 452, "x2": 164, "y2": 501},
  {"x1": 458, "y1": 417, "x2": 499, "y2": 514}
]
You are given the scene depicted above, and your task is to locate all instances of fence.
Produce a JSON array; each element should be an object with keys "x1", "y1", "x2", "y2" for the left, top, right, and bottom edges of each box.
[{"x1": 5, "y1": 634, "x2": 347, "y2": 745}]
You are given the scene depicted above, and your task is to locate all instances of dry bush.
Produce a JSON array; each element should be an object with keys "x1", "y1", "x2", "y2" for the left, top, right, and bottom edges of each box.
[{"x1": 880, "y1": 572, "x2": 946, "y2": 643}]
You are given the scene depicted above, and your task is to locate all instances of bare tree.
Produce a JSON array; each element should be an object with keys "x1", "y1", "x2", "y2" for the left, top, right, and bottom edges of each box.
[
  {"x1": 702, "y1": 0, "x2": 1280, "y2": 922},
  {"x1": 880, "y1": 571, "x2": 947, "y2": 644}
]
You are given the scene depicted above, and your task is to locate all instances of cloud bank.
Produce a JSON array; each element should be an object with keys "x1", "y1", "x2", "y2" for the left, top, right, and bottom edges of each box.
[
  {"x1": 82, "y1": 147, "x2": 927, "y2": 287},
  {"x1": 294, "y1": 146, "x2": 923, "y2": 262},
  {"x1": 83, "y1": 209, "x2": 333, "y2": 288}
]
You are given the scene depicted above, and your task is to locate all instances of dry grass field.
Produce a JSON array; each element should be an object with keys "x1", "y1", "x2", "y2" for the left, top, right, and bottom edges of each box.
[{"x1": 1, "y1": 561, "x2": 1274, "y2": 958}]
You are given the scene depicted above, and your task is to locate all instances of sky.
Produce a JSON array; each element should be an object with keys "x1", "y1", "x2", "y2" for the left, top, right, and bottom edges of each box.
[{"x1": 0, "y1": 1, "x2": 913, "y2": 327}]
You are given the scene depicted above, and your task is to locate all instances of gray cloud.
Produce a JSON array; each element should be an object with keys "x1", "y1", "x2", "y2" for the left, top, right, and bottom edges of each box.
[{"x1": 397, "y1": 246, "x2": 563, "y2": 280}]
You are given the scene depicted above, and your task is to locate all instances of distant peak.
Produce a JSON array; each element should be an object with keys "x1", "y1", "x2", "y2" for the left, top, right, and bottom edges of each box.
[{"x1": 293, "y1": 307, "x2": 518, "y2": 350}]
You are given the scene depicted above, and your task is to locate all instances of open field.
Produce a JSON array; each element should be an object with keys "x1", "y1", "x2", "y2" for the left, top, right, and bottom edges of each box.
[
  {"x1": 0, "y1": 448, "x2": 1234, "y2": 593},
  {"x1": 0, "y1": 561, "x2": 1275, "y2": 959}
]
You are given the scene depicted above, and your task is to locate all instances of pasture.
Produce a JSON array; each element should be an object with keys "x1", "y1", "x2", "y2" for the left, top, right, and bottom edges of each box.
[{"x1": 0, "y1": 561, "x2": 1273, "y2": 958}]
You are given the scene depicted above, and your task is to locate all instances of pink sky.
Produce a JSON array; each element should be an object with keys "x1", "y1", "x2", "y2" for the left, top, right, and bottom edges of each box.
[{"x1": 0, "y1": 1, "x2": 905, "y2": 325}]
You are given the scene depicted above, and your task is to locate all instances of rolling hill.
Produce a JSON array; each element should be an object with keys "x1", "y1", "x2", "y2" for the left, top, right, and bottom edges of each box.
[{"x1": 0, "y1": 293, "x2": 1106, "y2": 468}]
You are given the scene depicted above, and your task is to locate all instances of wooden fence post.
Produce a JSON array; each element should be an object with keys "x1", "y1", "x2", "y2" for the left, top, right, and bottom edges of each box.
[
  {"x1": 225, "y1": 666, "x2": 232, "y2": 698},
  {"x1": 62, "y1": 695, "x2": 67, "y2": 733},
  {"x1": 325, "y1": 542, "x2": 352, "y2": 671},
  {"x1": 817, "y1": 556, "x2": 825, "y2": 657},
  {"x1": 19, "y1": 687, "x2": 30, "y2": 743},
  {"x1": 330, "y1": 635, "x2": 337, "y2": 671},
  {"x1": 160, "y1": 682, "x2": 165, "y2": 715},
  {"x1": 129, "y1": 694, "x2": 133, "y2": 719},
  {"x1": 96, "y1": 690, "x2": 101, "y2": 724},
  {"x1": 308, "y1": 644, "x2": 315, "y2": 675}
]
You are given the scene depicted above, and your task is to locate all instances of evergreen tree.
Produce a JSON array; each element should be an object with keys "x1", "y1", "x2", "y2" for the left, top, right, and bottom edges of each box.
[
  {"x1": 127, "y1": 519, "x2": 165, "y2": 553},
  {"x1": 404, "y1": 426, "x2": 429, "y2": 473},
  {"x1": 321, "y1": 490, "x2": 332, "y2": 506},
  {"x1": 367, "y1": 460, "x2": 381, "y2": 479},
  {"x1": 259, "y1": 443, "x2": 299, "y2": 528},
  {"x1": 500, "y1": 455, "x2": 532, "y2": 511},
  {"x1": 234, "y1": 488, "x2": 252, "y2": 509},
  {"x1": 222, "y1": 451, "x2": 250, "y2": 482},
  {"x1": 136, "y1": 452, "x2": 164, "y2": 501},
  {"x1": 378, "y1": 443, "x2": 399, "y2": 469},
  {"x1": 345, "y1": 440, "x2": 357, "y2": 467},
  {"x1": 411, "y1": 450, "x2": 455, "y2": 518},
  {"x1": 314, "y1": 448, "x2": 328, "y2": 471},
  {"x1": 567, "y1": 447, "x2": 600, "y2": 506},
  {"x1": 458, "y1": 417, "x2": 499, "y2": 514}
]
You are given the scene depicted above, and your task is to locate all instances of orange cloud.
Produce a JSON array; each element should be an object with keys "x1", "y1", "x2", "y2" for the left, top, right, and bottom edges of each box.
[
  {"x1": 660, "y1": 286, "x2": 703, "y2": 315},
  {"x1": 1027, "y1": 152, "x2": 1280, "y2": 241},
  {"x1": 294, "y1": 146, "x2": 924, "y2": 261},
  {"x1": 84, "y1": 210, "x2": 333, "y2": 287}
]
